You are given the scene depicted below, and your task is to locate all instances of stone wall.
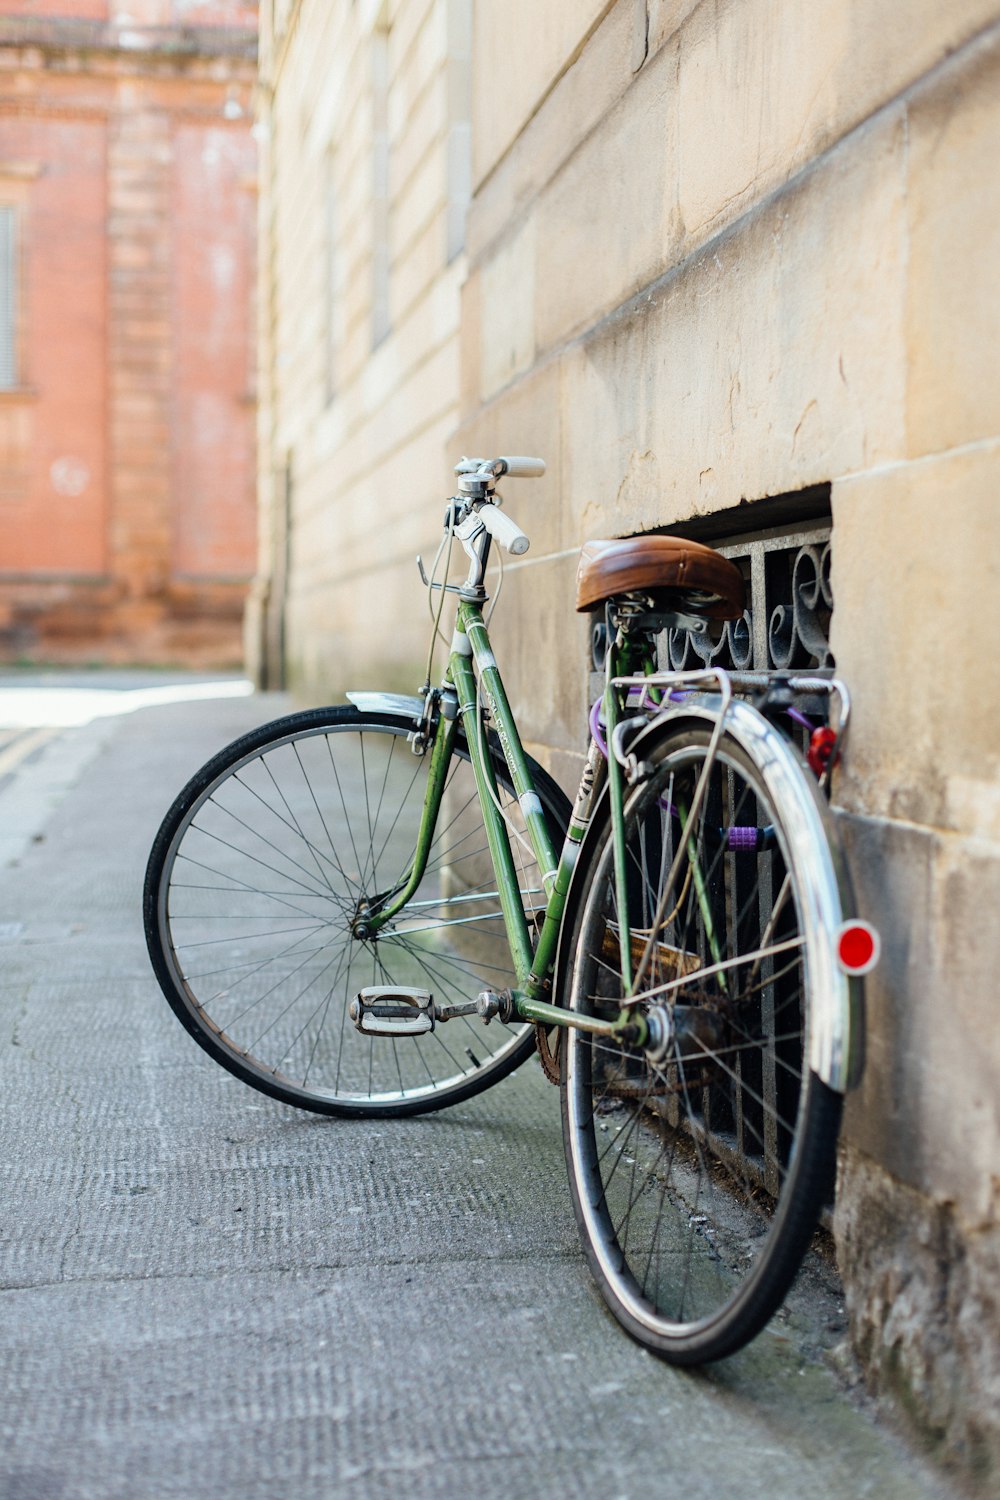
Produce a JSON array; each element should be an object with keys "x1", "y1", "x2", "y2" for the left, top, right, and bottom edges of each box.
[
  {"x1": 255, "y1": 2, "x2": 1000, "y2": 1479},
  {"x1": 249, "y1": 0, "x2": 472, "y2": 693}
]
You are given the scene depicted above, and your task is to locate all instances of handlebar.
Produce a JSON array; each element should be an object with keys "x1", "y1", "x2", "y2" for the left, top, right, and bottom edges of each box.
[
  {"x1": 442, "y1": 451, "x2": 543, "y2": 581},
  {"x1": 479, "y1": 504, "x2": 530, "y2": 556},
  {"x1": 454, "y1": 455, "x2": 546, "y2": 481},
  {"x1": 496, "y1": 455, "x2": 545, "y2": 479}
]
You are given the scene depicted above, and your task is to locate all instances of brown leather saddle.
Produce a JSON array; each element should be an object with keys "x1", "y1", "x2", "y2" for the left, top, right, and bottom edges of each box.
[{"x1": 575, "y1": 536, "x2": 745, "y2": 620}]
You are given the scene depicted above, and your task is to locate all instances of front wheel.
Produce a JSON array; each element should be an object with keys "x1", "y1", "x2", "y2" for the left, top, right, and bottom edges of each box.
[
  {"x1": 144, "y1": 705, "x2": 570, "y2": 1116},
  {"x1": 560, "y1": 719, "x2": 845, "y2": 1363}
]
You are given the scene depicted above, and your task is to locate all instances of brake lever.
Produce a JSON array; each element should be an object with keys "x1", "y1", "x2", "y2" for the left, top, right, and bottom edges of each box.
[{"x1": 416, "y1": 554, "x2": 463, "y2": 592}]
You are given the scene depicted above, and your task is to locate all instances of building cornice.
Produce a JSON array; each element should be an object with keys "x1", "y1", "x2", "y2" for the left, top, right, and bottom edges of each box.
[{"x1": 0, "y1": 20, "x2": 257, "y2": 66}]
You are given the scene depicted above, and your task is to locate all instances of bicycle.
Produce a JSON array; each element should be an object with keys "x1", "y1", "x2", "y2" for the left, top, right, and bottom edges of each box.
[{"x1": 144, "y1": 455, "x2": 879, "y2": 1364}]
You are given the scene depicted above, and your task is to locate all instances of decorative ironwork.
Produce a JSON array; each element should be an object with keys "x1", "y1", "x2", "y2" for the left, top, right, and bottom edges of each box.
[
  {"x1": 582, "y1": 512, "x2": 836, "y2": 1217},
  {"x1": 663, "y1": 524, "x2": 833, "y2": 673}
]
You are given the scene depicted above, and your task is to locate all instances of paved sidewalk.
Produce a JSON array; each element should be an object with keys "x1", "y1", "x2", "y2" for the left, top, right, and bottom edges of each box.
[{"x1": 0, "y1": 677, "x2": 962, "y2": 1500}]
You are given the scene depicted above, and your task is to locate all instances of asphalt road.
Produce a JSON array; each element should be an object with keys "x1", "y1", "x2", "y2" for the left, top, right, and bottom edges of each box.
[{"x1": 0, "y1": 676, "x2": 960, "y2": 1500}]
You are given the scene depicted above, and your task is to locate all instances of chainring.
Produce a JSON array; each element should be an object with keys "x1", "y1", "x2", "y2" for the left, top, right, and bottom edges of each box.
[{"x1": 534, "y1": 1022, "x2": 561, "y2": 1085}]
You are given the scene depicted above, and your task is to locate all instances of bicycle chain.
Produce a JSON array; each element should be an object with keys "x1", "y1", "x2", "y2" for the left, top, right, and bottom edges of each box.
[
  {"x1": 534, "y1": 1026, "x2": 712, "y2": 1097},
  {"x1": 535, "y1": 1022, "x2": 719, "y2": 1097},
  {"x1": 599, "y1": 1070, "x2": 712, "y2": 1100}
]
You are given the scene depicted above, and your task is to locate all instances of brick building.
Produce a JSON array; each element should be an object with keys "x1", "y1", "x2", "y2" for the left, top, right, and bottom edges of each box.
[{"x1": 0, "y1": 1, "x2": 257, "y2": 665}]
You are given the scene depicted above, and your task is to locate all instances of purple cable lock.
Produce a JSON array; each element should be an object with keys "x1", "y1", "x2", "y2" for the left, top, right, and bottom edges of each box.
[
  {"x1": 590, "y1": 695, "x2": 765, "y2": 847},
  {"x1": 589, "y1": 697, "x2": 608, "y2": 759}
]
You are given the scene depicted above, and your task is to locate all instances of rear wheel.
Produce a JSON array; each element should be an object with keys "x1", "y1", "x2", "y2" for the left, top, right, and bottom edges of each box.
[
  {"x1": 144, "y1": 705, "x2": 569, "y2": 1116},
  {"x1": 561, "y1": 720, "x2": 843, "y2": 1363}
]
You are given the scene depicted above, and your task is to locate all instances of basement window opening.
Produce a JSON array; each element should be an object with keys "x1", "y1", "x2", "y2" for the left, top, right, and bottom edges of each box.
[
  {"x1": 658, "y1": 485, "x2": 834, "y2": 675},
  {"x1": 587, "y1": 485, "x2": 835, "y2": 689}
]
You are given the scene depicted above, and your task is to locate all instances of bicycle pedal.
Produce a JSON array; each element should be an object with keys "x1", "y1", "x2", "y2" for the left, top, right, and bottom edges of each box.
[{"x1": 349, "y1": 987, "x2": 434, "y2": 1037}]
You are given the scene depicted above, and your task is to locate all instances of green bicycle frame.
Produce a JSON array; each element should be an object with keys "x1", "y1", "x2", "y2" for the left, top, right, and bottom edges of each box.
[
  {"x1": 362, "y1": 592, "x2": 715, "y2": 1042},
  {"x1": 360, "y1": 596, "x2": 629, "y2": 1025}
]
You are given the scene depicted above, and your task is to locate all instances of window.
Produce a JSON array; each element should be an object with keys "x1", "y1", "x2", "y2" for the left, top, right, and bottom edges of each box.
[
  {"x1": 324, "y1": 148, "x2": 338, "y2": 402},
  {"x1": 445, "y1": 0, "x2": 473, "y2": 262},
  {"x1": 0, "y1": 204, "x2": 19, "y2": 390},
  {"x1": 370, "y1": 22, "x2": 390, "y2": 349}
]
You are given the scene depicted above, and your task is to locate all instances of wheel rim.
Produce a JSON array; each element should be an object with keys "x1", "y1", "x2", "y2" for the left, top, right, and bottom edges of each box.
[
  {"x1": 156, "y1": 720, "x2": 545, "y2": 1108},
  {"x1": 565, "y1": 733, "x2": 819, "y2": 1347}
]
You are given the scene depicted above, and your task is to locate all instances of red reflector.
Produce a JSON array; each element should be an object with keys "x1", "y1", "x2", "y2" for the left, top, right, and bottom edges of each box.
[
  {"x1": 807, "y1": 725, "x2": 839, "y2": 778},
  {"x1": 836, "y1": 921, "x2": 880, "y2": 975}
]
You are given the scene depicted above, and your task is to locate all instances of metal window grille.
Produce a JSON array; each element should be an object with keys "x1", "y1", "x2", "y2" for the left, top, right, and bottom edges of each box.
[
  {"x1": 585, "y1": 504, "x2": 835, "y2": 1204},
  {"x1": 587, "y1": 509, "x2": 835, "y2": 693},
  {"x1": 663, "y1": 520, "x2": 834, "y2": 674},
  {"x1": 0, "y1": 205, "x2": 18, "y2": 390},
  {"x1": 664, "y1": 513, "x2": 834, "y2": 1201}
]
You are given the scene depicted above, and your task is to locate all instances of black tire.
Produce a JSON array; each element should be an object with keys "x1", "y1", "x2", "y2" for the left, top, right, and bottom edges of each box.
[
  {"x1": 560, "y1": 720, "x2": 843, "y2": 1363},
  {"x1": 144, "y1": 705, "x2": 570, "y2": 1116}
]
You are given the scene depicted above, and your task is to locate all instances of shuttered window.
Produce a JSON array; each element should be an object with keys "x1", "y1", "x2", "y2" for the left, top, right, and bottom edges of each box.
[
  {"x1": 370, "y1": 25, "x2": 390, "y2": 349},
  {"x1": 324, "y1": 149, "x2": 337, "y2": 403},
  {"x1": 0, "y1": 205, "x2": 18, "y2": 389}
]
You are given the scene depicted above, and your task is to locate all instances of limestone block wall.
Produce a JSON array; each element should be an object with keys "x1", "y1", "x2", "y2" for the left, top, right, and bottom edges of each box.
[
  {"x1": 255, "y1": 0, "x2": 1000, "y2": 1478},
  {"x1": 452, "y1": 0, "x2": 1000, "y2": 1478}
]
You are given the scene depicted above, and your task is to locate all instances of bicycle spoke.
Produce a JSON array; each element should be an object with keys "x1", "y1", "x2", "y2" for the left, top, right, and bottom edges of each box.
[
  {"x1": 188, "y1": 821, "x2": 335, "y2": 904},
  {"x1": 173, "y1": 851, "x2": 340, "y2": 924},
  {"x1": 562, "y1": 718, "x2": 839, "y2": 1360},
  {"x1": 183, "y1": 934, "x2": 337, "y2": 984},
  {"x1": 255, "y1": 756, "x2": 340, "y2": 894},
  {"x1": 151, "y1": 711, "x2": 568, "y2": 1113},
  {"x1": 172, "y1": 921, "x2": 327, "y2": 952}
]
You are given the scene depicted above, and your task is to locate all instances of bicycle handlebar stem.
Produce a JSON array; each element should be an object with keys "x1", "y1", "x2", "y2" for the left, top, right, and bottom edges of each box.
[
  {"x1": 453, "y1": 510, "x2": 491, "y2": 599},
  {"x1": 437, "y1": 454, "x2": 543, "y2": 598}
]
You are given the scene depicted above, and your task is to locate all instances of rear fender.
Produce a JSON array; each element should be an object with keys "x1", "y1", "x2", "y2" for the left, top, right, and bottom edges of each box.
[{"x1": 553, "y1": 698, "x2": 863, "y2": 1093}]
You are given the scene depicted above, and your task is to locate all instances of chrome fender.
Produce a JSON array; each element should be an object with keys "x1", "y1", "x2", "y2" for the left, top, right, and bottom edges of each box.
[
  {"x1": 554, "y1": 695, "x2": 863, "y2": 1093},
  {"x1": 345, "y1": 691, "x2": 424, "y2": 722}
]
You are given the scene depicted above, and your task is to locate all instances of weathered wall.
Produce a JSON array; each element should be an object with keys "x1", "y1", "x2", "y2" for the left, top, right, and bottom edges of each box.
[
  {"x1": 249, "y1": 0, "x2": 472, "y2": 694},
  {"x1": 0, "y1": 4, "x2": 257, "y2": 665},
  {"x1": 456, "y1": 4, "x2": 1000, "y2": 1474},
  {"x1": 255, "y1": 1, "x2": 1000, "y2": 1478}
]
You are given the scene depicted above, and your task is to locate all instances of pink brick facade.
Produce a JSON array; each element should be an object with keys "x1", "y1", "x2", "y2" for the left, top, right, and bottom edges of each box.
[{"x1": 0, "y1": 3, "x2": 257, "y2": 665}]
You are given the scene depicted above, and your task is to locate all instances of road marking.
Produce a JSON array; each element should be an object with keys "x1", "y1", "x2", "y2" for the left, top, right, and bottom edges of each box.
[{"x1": 0, "y1": 727, "x2": 59, "y2": 779}]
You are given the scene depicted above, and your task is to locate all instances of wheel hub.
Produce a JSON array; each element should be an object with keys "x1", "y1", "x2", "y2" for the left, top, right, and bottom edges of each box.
[{"x1": 644, "y1": 1003, "x2": 726, "y2": 1066}]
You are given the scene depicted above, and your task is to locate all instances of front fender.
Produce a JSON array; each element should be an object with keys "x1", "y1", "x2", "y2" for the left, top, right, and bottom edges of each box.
[{"x1": 345, "y1": 691, "x2": 424, "y2": 723}]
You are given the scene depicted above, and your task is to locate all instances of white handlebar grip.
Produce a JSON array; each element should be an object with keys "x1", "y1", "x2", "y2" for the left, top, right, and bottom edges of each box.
[
  {"x1": 481, "y1": 505, "x2": 530, "y2": 555},
  {"x1": 499, "y1": 455, "x2": 546, "y2": 479}
]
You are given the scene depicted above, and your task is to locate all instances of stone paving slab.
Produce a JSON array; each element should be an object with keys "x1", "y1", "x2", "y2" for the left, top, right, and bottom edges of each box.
[
  {"x1": 0, "y1": 680, "x2": 963, "y2": 1500},
  {"x1": 0, "y1": 1259, "x2": 949, "y2": 1500}
]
